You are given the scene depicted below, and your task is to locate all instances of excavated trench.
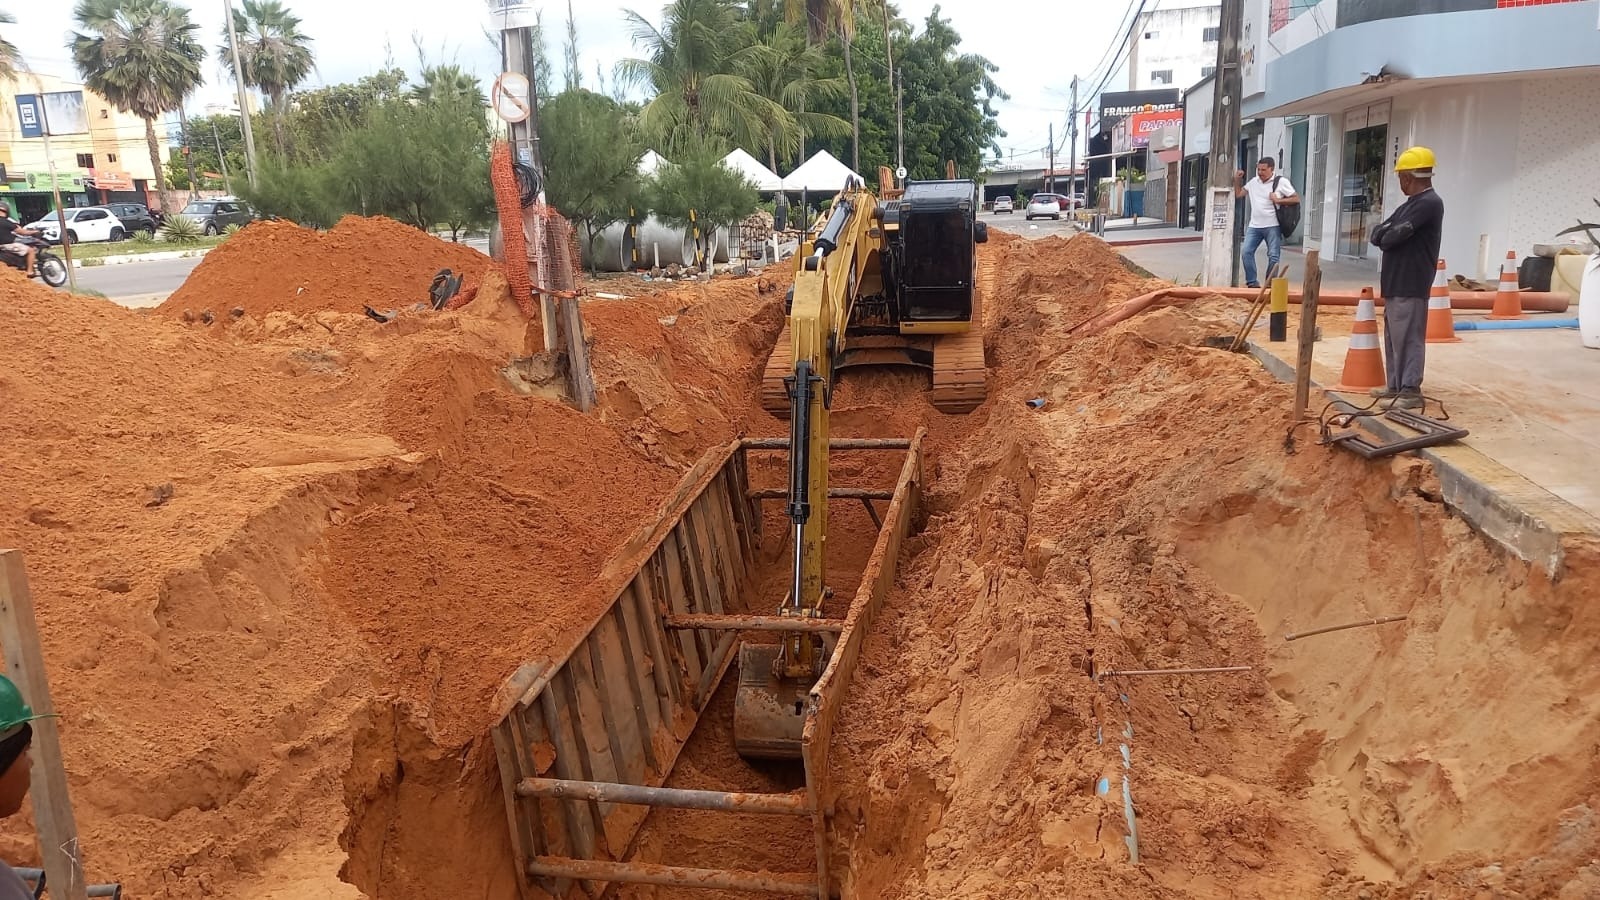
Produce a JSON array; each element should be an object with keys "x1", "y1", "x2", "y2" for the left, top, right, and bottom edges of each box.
[
  {"x1": 12, "y1": 217, "x2": 1596, "y2": 899},
  {"x1": 334, "y1": 235, "x2": 1600, "y2": 900}
]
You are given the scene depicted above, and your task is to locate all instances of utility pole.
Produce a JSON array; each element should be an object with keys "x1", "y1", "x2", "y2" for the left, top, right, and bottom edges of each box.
[
  {"x1": 213, "y1": 122, "x2": 233, "y2": 194},
  {"x1": 1201, "y1": 0, "x2": 1243, "y2": 287},
  {"x1": 895, "y1": 73, "x2": 905, "y2": 173},
  {"x1": 1069, "y1": 76, "x2": 1079, "y2": 200},
  {"x1": 1047, "y1": 122, "x2": 1055, "y2": 192},
  {"x1": 179, "y1": 107, "x2": 199, "y2": 202},
  {"x1": 223, "y1": 0, "x2": 259, "y2": 190},
  {"x1": 26, "y1": 67, "x2": 78, "y2": 292},
  {"x1": 501, "y1": 25, "x2": 558, "y2": 352}
]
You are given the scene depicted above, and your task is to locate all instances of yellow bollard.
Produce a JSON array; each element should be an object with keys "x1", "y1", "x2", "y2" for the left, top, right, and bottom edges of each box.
[{"x1": 1269, "y1": 276, "x2": 1289, "y2": 342}]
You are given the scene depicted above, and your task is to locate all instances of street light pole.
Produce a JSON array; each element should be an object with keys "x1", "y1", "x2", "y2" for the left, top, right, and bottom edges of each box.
[
  {"x1": 223, "y1": 0, "x2": 259, "y2": 189},
  {"x1": 25, "y1": 67, "x2": 78, "y2": 292},
  {"x1": 1069, "y1": 76, "x2": 1079, "y2": 200}
]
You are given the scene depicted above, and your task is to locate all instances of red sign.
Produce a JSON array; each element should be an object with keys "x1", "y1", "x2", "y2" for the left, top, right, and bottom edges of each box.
[{"x1": 1129, "y1": 111, "x2": 1184, "y2": 148}]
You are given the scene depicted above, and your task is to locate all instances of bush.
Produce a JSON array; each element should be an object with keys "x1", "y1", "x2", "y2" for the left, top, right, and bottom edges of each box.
[
  {"x1": 130, "y1": 231, "x2": 156, "y2": 246},
  {"x1": 160, "y1": 215, "x2": 205, "y2": 245},
  {"x1": 223, "y1": 223, "x2": 243, "y2": 237}
]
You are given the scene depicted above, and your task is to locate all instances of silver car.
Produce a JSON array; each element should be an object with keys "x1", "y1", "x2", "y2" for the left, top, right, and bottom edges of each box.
[{"x1": 1025, "y1": 194, "x2": 1062, "y2": 221}]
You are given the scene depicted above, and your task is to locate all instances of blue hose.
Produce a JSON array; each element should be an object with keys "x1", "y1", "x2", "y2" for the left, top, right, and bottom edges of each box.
[{"x1": 1453, "y1": 318, "x2": 1579, "y2": 331}]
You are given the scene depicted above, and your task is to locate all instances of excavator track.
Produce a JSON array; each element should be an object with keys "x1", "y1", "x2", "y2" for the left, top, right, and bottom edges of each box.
[
  {"x1": 929, "y1": 254, "x2": 993, "y2": 414},
  {"x1": 760, "y1": 326, "x2": 796, "y2": 415}
]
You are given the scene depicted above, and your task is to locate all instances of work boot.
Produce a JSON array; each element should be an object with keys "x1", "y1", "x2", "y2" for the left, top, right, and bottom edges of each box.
[
  {"x1": 1384, "y1": 391, "x2": 1423, "y2": 411},
  {"x1": 1369, "y1": 387, "x2": 1399, "y2": 399}
]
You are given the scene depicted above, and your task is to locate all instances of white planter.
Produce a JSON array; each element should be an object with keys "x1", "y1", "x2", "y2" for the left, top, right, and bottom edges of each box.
[{"x1": 1581, "y1": 253, "x2": 1600, "y2": 349}]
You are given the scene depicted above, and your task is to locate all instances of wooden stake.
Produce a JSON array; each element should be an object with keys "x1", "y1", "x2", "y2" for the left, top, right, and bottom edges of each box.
[
  {"x1": 0, "y1": 551, "x2": 89, "y2": 900},
  {"x1": 1293, "y1": 250, "x2": 1322, "y2": 424}
]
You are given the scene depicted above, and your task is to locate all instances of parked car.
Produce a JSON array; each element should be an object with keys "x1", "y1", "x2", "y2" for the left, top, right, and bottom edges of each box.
[
  {"x1": 992, "y1": 196, "x2": 1013, "y2": 214},
  {"x1": 25, "y1": 207, "x2": 127, "y2": 245},
  {"x1": 176, "y1": 198, "x2": 256, "y2": 235},
  {"x1": 1065, "y1": 193, "x2": 1087, "y2": 210},
  {"x1": 1025, "y1": 194, "x2": 1063, "y2": 221},
  {"x1": 106, "y1": 202, "x2": 158, "y2": 236}
]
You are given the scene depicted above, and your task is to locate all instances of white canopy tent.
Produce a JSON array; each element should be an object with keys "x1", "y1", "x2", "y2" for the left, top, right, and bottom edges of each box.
[
  {"x1": 719, "y1": 148, "x2": 785, "y2": 191},
  {"x1": 637, "y1": 149, "x2": 669, "y2": 176},
  {"x1": 781, "y1": 150, "x2": 863, "y2": 193}
]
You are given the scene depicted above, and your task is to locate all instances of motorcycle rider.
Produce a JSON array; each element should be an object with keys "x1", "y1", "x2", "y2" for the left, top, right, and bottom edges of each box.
[{"x1": 0, "y1": 205, "x2": 39, "y2": 277}]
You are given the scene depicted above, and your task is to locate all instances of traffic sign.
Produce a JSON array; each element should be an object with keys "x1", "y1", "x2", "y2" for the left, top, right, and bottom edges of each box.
[{"x1": 895, "y1": 166, "x2": 907, "y2": 180}]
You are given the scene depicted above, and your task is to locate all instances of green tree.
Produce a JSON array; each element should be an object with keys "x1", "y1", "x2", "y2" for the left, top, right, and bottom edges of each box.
[
  {"x1": 221, "y1": 0, "x2": 315, "y2": 152},
  {"x1": 616, "y1": 0, "x2": 774, "y2": 154},
  {"x1": 895, "y1": 8, "x2": 1003, "y2": 179},
  {"x1": 0, "y1": 9, "x2": 20, "y2": 80},
  {"x1": 563, "y1": 0, "x2": 581, "y2": 91},
  {"x1": 410, "y1": 65, "x2": 486, "y2": 107},
  {"x1": 741, "y1": 21, "x2": 849, "y2": 173},
  {"x1": 241, "y1": 154, "x2": 339, "y2": 228},
  {"x1": 71, "y1": 0, "x2": 206, "y2": 214},
  {"x1": 539, "y1": 89, "x2": 646, "y2": 270},
  {"x1": 646, "y1": 139, "x2": 758, "y2": 259},
  {"x1": 166, "y1": 112, "x2": 248, "y2": 192},
  {"x1": 285, "y1": 68, "x2": 408, "y2": 160},
  {"x1": 330, "y1": 93, "x2": 492, "y2": 237}
]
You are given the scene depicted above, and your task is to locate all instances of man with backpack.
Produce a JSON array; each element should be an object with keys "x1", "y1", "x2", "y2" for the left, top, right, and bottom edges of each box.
[{"x1": 1234, "y1": 157, "x2": 1301, "y2": 288}]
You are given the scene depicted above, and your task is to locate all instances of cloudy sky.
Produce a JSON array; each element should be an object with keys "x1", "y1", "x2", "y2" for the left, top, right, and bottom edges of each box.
[{"x1": 5, "y1": 0, "x2": 1142, "y2": 167}]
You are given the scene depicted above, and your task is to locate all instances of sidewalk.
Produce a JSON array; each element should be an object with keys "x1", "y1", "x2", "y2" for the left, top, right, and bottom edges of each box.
[
  {"x1": 1120, "y1": 238, "x2": 1381, "y2": 291},
  {"x1": 1245, "y1": 310, "x2": 1600, "y2": 573}
]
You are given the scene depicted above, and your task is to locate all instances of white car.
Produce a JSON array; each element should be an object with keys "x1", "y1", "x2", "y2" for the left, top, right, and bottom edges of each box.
[
  {"x1": 1025, "y1": 195, "x2": 1062, "y2": 221},
  {"x1": 992, "y1": 196, "x2": 1013, "y2": 214},
  {"x1": 26, "y1": 207, "x2": 128, "y2": 245}
]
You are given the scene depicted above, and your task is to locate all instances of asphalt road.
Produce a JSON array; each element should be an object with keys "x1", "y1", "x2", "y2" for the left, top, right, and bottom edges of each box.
[
  {"x1": 986, "y1": 209, "x2": 1079, "y2": 240},
  {"x1": 75, "y1": 256, "x2": 206, "y2": 306}
]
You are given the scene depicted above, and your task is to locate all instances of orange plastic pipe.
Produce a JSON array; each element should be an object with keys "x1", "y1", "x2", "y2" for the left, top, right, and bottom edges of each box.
[{"x1": 1070, "y1": 287, "x2": 1571, "y2": 337}]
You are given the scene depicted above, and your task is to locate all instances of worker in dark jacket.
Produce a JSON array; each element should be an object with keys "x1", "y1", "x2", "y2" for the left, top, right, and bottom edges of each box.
[{"x1": 1368, "y1": 146, "x2": 1445, "y2": 409}]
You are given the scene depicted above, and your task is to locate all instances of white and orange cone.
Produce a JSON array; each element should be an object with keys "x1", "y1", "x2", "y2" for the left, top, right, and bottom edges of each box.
[
  {"x1": 1488, "y1": 250, "x2": 1526, "y2": 320},
  {"x1": 1425, "y1": 258, "x2": 1462, "y2": 343},
  {"x1": 1331, "y1": 287, "x2": 1387, "y2": 393}
]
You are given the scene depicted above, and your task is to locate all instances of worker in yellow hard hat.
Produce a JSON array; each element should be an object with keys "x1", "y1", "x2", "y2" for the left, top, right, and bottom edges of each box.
[
  {"x1": 1367, "y1": 146, "x2": 1444, "y2": 409},
  {"x1": 0, "y1": 673, "x2": 55, "y2": 898}
]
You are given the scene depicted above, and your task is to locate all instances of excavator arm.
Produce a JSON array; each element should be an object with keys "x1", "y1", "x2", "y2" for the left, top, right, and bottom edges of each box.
[{"x1": 736, "y1": 181, "x2": 883, "y2": 759}]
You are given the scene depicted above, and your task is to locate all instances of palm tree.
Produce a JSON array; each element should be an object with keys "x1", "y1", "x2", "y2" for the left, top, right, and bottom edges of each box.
[
  {"x1": 741, "y1": 22, "x2": 848, "y2": 173},
  {"x1": 782, "y1": 0, "x2": 892, "y2": 173},
  {"x1": 616, "y1": 0, "x2": 775, "y2": 154},
  {"x1": 411, "y1": 65, "x2": 487, "y2": 107},
  {"x1": 220, "y1": 0, "x2": 314, "y2": 151},
  {"x1": 71, "y1": 0, "x2": 205, "y2": 215},
  {"x1": 0, "y1": 9, "x2": 21, "y2": 81}
]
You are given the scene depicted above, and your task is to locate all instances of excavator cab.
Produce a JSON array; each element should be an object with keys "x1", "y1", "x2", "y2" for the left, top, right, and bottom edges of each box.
[{"x1": 884, "y1": 180, "x2": 988, "y2": 327}]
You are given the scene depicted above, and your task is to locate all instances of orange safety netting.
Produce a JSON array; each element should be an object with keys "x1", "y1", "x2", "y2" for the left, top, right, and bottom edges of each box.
[{"x1": 490, "y1": 141, "x2": 537, "y2": 318}]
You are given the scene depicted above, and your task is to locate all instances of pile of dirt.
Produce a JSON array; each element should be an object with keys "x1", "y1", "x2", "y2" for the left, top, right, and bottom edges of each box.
[
  {"x1": 0, "y1": 246, "x2": 785, "y2": 898},
  {"x1": 826, "y1": 234, "x2": 1600, "y2": 899},
  {"x1": 158, "y1": 216, "x2": 493, "y2": 319}
]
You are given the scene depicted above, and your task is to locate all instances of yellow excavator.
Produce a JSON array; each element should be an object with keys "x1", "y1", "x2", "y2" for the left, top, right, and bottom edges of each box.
[{"x1": 735, "y1": 169, "x2": 988, "y2": 758}]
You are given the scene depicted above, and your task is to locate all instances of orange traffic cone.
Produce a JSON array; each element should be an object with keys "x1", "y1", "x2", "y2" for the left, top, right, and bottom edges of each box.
[
  {"x1": 1488, "y1": 250, "x2": 1526, "y2": 320},
  {"x1": 1331, "y1": 287, "x2": 1387, "y2": 393},
  {"x1": 1425, "y1": 258, "x2": 1461, "y2": 343}
]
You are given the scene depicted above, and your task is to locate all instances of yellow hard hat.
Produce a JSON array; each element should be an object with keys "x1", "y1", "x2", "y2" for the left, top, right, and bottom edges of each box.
[{"x1": 1395, "y1": 146, "x2": 1436, "y2": 174}]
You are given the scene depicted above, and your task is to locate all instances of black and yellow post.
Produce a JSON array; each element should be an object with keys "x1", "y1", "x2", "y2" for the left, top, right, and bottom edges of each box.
[{"x1": 1269, "y1": 276, "x2": 1289, "y2": 341}]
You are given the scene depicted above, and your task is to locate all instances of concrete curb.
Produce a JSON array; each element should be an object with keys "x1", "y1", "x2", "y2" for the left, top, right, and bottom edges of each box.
[
  {"x1": 1246, "y1": 341, "x2": 1600, "y2": 578},
  {"x1": 72, "y1": 248, "x2": 213, "y2": 268}
]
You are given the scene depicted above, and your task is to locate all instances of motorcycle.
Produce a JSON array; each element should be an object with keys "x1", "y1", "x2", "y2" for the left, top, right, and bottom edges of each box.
[{"x1": 1, "y1": 234, "x2": 69, "y2": 288}]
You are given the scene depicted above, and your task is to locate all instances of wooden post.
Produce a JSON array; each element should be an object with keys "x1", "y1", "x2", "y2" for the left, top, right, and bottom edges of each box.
[
  {"x1": 0, "y1": 551, "x2": 89, "y2": 900},
  {"x1": 1293, "y1": 250, "x2": 1322, "y2": 423}
]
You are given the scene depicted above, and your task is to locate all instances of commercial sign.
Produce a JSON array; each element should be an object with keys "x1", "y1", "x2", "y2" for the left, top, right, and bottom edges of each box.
[
  {"x1": 13, "y1": 92, "x2": 89, "y2": 137},
  {"x1": 486, "y1": 0, "x2": 539, "y2": 29},
  {"x1": 22, "y1": 171, "x2": 87, "y2": 192},
  {"x1": 89, "y1": 170, "x2": 135, "y2": 191},
  {"x1": 1129, "y1": 111, "x2": 1184, "y2": 148},
  {"x1": 1335, "y1": 0, "x2": 1529, "y2": 27},
  {"x1": 1098, "y1": 89, "x2": 1181, "y2": 123}
]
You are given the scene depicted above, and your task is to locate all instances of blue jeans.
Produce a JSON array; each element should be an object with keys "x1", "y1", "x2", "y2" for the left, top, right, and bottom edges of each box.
[{"x1": 1241, "y1": 225, "x2": 1283, "y2": 286}]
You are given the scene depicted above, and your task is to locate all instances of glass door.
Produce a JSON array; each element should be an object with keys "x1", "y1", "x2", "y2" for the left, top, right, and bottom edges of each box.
[
  {"x1": 1286, "y1": 120, "x2": 1308, "y2": 246},
  {"x1": 1339, "y1": 124, "x2": 1387, "y2": 258}
]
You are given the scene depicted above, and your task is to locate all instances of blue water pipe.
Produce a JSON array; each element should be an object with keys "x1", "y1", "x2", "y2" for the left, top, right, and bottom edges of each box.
[{"x1": 1453, "y1": 318, "x2": 1579, "y2": 331}]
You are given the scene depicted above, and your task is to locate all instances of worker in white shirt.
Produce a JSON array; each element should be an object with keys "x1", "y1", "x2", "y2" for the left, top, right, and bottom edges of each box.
[{"x1": 1234, "y1": 156, "x2": 1300, "y2": 288}]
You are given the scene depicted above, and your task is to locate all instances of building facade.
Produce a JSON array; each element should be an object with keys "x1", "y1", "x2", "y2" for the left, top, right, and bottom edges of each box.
[
  {"x1": 0, "y1": 73, "x2": 172, "y2": 220},
  {"x1": 1244, "y1": 0, "x2": 1600, "y2": 276},
  {"x1": 1127, "y1": 0, "x2": 1223, "y2": 93}
]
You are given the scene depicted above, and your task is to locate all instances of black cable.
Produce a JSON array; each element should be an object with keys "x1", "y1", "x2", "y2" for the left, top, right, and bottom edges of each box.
[{"x1": 513, "y1": 161, "x2": 541, "y2": 207}]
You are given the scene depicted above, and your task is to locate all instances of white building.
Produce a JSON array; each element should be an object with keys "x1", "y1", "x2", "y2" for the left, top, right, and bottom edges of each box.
[
  {"x1": 1243, "y1": 0, "x2": 1600, "y2": 277},
  {"x1": 1127, "y1": 0, "x2": 1222, "y2": 92}
]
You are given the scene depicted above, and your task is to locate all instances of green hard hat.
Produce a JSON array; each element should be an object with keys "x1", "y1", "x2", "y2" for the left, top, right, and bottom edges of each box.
[{"x1": 0, "y1": 675, "x2": 53, "y2": 741}]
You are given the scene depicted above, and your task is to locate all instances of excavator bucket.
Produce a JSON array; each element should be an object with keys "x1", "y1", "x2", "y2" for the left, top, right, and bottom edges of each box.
[{"x1": 733, "y1": 643, "x2": 807, "y2": 760}]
